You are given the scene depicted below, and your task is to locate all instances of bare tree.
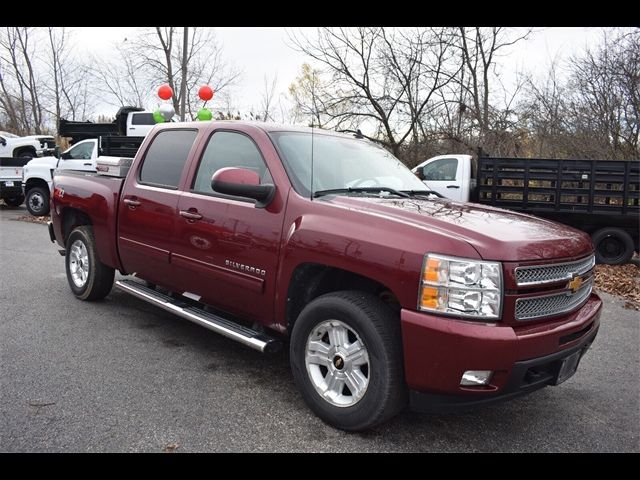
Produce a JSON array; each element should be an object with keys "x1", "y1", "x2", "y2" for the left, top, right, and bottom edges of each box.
[
  {"x1": 257, "y1": 73, "x2": 278, "y2": 122},
  {"x1": 289, "y1": 28, "x2": 459, "y2": 157},
  {"x1": 122, "y1": 27, "x2": 241, "y2": 120},
  {"x1": 45, "y1": 28, "x2": 95, "y2": 123},
  {"x1": 564, "y1": 29, "x2": 639, "y2": 159},
  {"x1": 452, "y1": 27, "x2": 532, "y2": 153},
  {"x1": 91, "y1": 45, "x2": 148, "y2": 109},
  {"x1": 0, "y1": 27, "x2": 44, "y2": 134}
]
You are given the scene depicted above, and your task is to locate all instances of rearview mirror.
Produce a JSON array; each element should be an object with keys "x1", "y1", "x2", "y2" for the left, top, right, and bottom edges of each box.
[{"x1": 211, "y1": 167, "x2": 275, "y2": 208}]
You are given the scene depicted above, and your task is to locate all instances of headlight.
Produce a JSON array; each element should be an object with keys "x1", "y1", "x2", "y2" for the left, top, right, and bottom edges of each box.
[{"x1": 418, "y1": 254, "x2": 502, "y2": 320}]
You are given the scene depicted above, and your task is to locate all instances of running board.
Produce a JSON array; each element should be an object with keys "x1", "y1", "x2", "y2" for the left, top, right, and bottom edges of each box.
[{"x1": 115, "y1": 279, "x2": 282, "y2": 354}]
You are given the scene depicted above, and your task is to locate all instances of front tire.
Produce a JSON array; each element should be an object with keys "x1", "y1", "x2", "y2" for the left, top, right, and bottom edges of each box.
[
  {"x1": 290, "y1": 291, "x2": 407, "y2": 431},
  {"x1": 14, "y1": 148, "x2": 35, "y2": 159},
  {"x1": 65, "y1": 226, "x2": 114, "y2": 300},
  {"x1": 3, "y1": 195, "x2": 24, "y2": 207},
  {"x1": 26, "y1": 187, "x2": 50, "y2": 216}
]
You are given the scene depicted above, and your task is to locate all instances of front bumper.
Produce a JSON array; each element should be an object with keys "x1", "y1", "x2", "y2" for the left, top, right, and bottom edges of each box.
[{"x1": 401, "y1": 293, "x2": 602, "y2": 412}]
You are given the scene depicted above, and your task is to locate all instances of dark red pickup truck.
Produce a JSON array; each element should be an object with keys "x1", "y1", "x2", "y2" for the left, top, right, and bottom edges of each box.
[{"x1": 49, "y1": 121, "x2": 602, "y2": 431}]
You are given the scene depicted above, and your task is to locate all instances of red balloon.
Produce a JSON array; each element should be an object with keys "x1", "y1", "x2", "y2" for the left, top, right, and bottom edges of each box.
[
  {"x1": 198, "y1": 85, "x2": 214, "y2": 101},
  {"x1": 158, "y1": 84, "x2": 173, "y2": 100}
]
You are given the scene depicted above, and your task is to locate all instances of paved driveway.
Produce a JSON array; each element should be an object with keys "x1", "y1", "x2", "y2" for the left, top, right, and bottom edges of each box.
[{"x1": 1, "y1": 205, "x2": 638, "y2": 452}]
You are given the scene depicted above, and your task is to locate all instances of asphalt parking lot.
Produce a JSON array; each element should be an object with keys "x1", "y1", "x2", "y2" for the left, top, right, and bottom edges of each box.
[{"x1": 1, "y1": 205, "x2": 638, "y2": 452}]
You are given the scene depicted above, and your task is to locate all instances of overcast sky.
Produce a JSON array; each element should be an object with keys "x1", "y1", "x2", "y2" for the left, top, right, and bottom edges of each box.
[{"x1": 72, "y1": 27, "x2": 605, "y2": 117}]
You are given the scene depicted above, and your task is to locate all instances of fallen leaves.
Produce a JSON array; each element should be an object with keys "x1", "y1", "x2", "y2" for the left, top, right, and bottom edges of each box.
[
  {"x1": 13, "y1": 215, "x2": 49, "y2": 225},
  {"x1": 164, "y1": 443, "x2": 179, "y2": 453},
  {"x1": 594, "y1": 263, "x2": 640, "y2": 310}
]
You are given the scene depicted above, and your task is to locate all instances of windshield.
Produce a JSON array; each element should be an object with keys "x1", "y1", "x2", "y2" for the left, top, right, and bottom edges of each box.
[{"x1": 270, "y1": 131, "x2": 426, "y2": 197}]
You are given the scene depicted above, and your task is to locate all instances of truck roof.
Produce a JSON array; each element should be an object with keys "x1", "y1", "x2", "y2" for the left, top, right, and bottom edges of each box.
[{"x1": 154, "y1": 120, "x2": 358, "y2": 139}]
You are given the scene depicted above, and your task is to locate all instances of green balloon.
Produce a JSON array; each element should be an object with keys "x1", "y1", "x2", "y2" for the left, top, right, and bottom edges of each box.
[
  {"x1": 197, "y1": 108, "x2": 213, "y2": 121},
  {"x1": 153, "y1": 110, "x2": 165, "y2": 123}
]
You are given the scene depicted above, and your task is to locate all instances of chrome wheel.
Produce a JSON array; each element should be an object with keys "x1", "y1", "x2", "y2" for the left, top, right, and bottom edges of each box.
[
  {"x1": 305, "y1": 319, "x2": 370, "y2": 407},
  {"x1": 69, "y1": 239, "x2": 89, "y2": 288}
]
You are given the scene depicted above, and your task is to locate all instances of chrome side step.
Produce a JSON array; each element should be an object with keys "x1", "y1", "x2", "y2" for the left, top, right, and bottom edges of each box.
[{"x1": 115, "y1": 279, "x2": 282, "y2": 354}]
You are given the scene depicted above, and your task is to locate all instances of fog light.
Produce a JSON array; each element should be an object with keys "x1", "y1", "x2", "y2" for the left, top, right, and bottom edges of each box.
[{"x1": 461, "y1": 370, "x2": 493, "y2": 386}]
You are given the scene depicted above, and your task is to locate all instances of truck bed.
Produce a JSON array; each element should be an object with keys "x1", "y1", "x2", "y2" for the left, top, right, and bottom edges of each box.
[
  {"x1": 51, "y1": 170, "x2": 125, "y2": 270},
  {"x1": 474, "y1": 157, "x2": 640, "y2": 239}
]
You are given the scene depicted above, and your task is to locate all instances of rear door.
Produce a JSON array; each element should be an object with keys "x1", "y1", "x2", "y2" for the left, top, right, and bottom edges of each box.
[
  {"x1": 172, "y1": 128, "x2": 286, "y2": 325},
  {"x1": 117, "y1": 128, "x2": 199, "y2": 289}
]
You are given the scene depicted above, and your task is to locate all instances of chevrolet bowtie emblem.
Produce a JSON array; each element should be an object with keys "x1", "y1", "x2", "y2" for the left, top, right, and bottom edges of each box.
[{"x1": 567, "y1": 276, "x2": 583, "y2": 293}]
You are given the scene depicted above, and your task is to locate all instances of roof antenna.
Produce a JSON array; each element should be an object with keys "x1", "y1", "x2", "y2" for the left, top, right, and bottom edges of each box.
[{"x1": 310, "y1": 121, "x2": 315, "y2": 201}]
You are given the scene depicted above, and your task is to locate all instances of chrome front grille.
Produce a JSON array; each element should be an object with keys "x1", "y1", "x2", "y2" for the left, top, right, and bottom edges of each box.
[
  {"x1": 515, "y1": 279, "x2": 593, "y2": 321},
  {"x1": 515, "y1": 255, "x2": 595, "y2": 286}
]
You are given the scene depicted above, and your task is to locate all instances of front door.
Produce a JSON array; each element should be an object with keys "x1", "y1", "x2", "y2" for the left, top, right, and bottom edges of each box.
[
  {"x1": 420, "y1": 156, "x2": 464, "y2": 201},
  {"x1": 58, "y1": 139, "x2": 97, "y2": 171},
  {"x1": 118, "y1": 129, "x2": 199, "y2": 290},
  {"x1": 173, "y1": 129, "x2": 285, "y2": 326}
]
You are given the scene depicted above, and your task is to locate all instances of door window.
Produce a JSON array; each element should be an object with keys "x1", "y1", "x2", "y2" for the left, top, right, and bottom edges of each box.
[
  {"x1": 67, "y1": 141, "x2": 95, "y2": 160},
  {"x1": 192, "y1": 131, "x2": 272, "y2": 194},
  {"x1": 422, "y1": 158, "x2": 458, "y2": 181},
  {"x1": 139, "y1": 129, "x2": 198, "y2": 189},
  {"x1": 131, "y1": 113, "x2": 155, "y2": 125}
]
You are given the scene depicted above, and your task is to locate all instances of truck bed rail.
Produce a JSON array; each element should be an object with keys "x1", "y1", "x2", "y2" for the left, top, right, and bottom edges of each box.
[{"x1": 476, "y1": 157, "x2": 640, "y2": 216}]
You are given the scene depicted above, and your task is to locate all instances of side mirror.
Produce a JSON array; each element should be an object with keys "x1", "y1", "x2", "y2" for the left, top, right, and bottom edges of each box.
[
  {"x1": 54, "y1": 146, "x2": 61, "y2": 159},
  {"x1": 211, "y1": 167, "x2": 275, "y2": 208},
  {"x1": 61, "y1": 151, "x2": 71, "y2": 160},
  {"x1": 414, "y1": 167, "x2": 425, "y2": 180},
  {"x1": 0, "y1": 137, "x2": 6, "y2": 147}
]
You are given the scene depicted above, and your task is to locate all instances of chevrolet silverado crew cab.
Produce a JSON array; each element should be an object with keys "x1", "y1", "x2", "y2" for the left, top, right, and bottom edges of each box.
[{"x1": 49, "y1": 122, "x2": 602, "y2": 431}]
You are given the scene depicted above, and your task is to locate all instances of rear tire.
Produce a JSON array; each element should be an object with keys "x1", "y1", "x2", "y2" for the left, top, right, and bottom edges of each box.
[
  {"x1": 65, "y1": 226, "x2": 114, "y2": 301},
  {"x1": 592, "y1": 227, "x2": 635, "y2": 265},
  {"x1": 3, "y1": 195, "x2": 24, "y2": 207},
  {"x1": 25, "y1": 187, "x2": 49, "y2": 216},
  {"x1": 290, "y1": 291, "x2": 407, "y2": 431}
]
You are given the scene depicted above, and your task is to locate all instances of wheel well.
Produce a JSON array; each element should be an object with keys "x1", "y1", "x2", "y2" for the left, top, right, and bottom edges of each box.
[
  {"x1": 61, "y1": 208, "x2": 92, "y2": 244},
  {"x1": 24, "y1": 178, "x2": 49, "y2": 193},
  {"x1": 13, "y1": 146, "x2": 36, "y2": 157},
  {"x1": 285, "y1": 263, "x2": 400, "y2": 333}
]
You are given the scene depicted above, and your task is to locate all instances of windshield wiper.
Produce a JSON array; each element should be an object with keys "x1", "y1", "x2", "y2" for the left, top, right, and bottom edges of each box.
[
  {"x1": 400, "y1": 189, "x2": 444, "y2": 198},
  {"x1": 314, "y1": 187, "x2": 410, "y2": 198}
]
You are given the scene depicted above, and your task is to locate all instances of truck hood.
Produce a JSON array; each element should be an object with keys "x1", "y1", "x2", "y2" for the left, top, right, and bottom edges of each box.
[
  {"x1": 20, "y1": 135, "x2": 55, "y2": 141},
  {"x1": 25, "y1": 156, "x2": 58, "y2": 168},
  {"x1": 322, "y1": 196, "x2": 592, "y2": 261}
]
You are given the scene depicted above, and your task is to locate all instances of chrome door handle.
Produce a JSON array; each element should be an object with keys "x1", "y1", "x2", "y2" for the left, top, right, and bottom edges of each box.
[
  {"x1": 180, "y1": 210, "x2": 202, "y2": 221},
  {"x1": 124, "y1": 198, "x2": 141, "y2": 207}
]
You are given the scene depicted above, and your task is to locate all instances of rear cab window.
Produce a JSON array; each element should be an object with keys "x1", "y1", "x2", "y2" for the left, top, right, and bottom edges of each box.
[{"x1": 138, "y1": 129, "x2": 198, "y2": 189}]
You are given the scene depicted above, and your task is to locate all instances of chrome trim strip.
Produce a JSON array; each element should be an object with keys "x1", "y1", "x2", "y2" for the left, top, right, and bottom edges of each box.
[{"x1": 514, "y1": 255, "x2": 595, "y2": 287}]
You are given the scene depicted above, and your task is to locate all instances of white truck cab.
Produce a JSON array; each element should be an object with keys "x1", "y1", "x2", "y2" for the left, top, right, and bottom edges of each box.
[
  {"x1": 22, "y1": 139, "x2": 98, "y2": 216},
  {"x1": 411, "y1": 154, "x2": 475, "y2": 202},
  {"x1": 0, "y1": 131, "x2": 56, "y2": 158}
]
